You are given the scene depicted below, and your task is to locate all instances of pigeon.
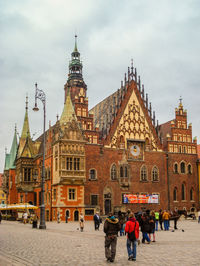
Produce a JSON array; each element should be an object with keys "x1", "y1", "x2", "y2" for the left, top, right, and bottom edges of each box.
[
  {"x1": 182, "y1": 229, "x2": 184, "y2": 232},
  {"x1": 171, "y1": 230, "x2": 174, "y2": 232}
]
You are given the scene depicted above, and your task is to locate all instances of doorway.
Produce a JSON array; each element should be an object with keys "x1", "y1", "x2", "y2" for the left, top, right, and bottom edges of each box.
[
  {"x1": 104, "y1": 199, "x2": 111, "y2": 215},
  {"x1": 74, "y1": 210, "x2": 79, "y2": 221}
]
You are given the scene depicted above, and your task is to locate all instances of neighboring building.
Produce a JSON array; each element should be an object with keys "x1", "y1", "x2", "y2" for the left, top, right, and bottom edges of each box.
[
  {"x1": 0, "y1": 173, "x2": 7, "y2": 205},
  {"x1": 197, "y1": 145, "x2": 200, "y2": 204},
  {"x1": 3, "y1": 36, "x2": 200, "y2": 221}
]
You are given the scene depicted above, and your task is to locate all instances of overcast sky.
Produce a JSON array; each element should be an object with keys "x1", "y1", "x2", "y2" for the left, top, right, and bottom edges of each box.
[{"x1": 1, "y1": 0, "x2": 200, "y2": 172}]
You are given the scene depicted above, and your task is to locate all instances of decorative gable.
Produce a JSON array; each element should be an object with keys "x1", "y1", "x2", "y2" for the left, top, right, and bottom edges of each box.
[{"x1": 108, "y1": 87, "x2": 161, "y2": 151}]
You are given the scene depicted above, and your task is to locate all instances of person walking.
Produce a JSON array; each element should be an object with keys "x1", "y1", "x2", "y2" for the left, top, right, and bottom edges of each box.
[
  {"x1": 93, "y1": 212, "x2": 101, "y2": 230},
  {"x1": 162, "y1": 210, "x2": 170, "y2": 230},
  {"x1": 57, "y1": 212, "x2": 60, "y2": 223},
  {"x1": 79, "y1": 212, "x2": 84, "y2": 232},
  {"x1": 148, "y1": 211, "x2": 156, "y2": 242},
  {"x1": 0, "y1": 211, "x2": 2, "y2": 224},
  {"x1": 125, "y1": 212, "x2": 140, "y2": 261},
  {"x1": 103, "y1": 212, "x2": 121, "y2": 263},
  {"x1": 118, "y1": 211, "x2": 125, "y2": 236},
  {"x1": 140, "y1": 213, "x2": 151, "y2": 244},
  {"x1": 198, "y1": 209, "x2": 200, "y2": 223},
  {"x1": 23, "y1": 212, "x2": 28, "y2": 224},
  {"x1": 154, "y1": 210, "x2": 159, "y2": 231},
  {"x1": 159, "y1": 209, "x2": 163, "y2": 230}
]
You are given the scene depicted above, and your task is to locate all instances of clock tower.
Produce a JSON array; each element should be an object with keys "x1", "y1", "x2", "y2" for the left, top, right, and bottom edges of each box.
[{"x1": 64, "y1": 35, "x2": 87, "y2": 104}]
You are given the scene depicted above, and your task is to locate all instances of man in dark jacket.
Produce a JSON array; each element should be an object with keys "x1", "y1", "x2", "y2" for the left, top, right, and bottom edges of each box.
[
  {"x1": 104, "y1": 212, "x2": 121, "y2": 263},
  {"x1": 93, "y1": 212, "x2": 101, "y2": 230}
]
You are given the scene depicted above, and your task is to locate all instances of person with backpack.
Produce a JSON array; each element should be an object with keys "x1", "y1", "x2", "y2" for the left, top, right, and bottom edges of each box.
[{"x1": 125, "y1": 212, "x2": 140, "y2": 261}]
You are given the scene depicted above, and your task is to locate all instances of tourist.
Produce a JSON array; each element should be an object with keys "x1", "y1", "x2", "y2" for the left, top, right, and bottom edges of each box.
[
  {"x1": 0, "y1": 210, "x2": 2, "y2": 224},
  {"x1": 103, "y1": 212, "x2": 121, "y2": 263},
  {"x1": 148, "y1": 211, "x2": 156, "y2": 242},
  {"x1": 23, "y1": 212, "x2": 28, "y2": 224},
  {"x1": 65, "y1": 213, "x2": 68, "y2": 223},
  {"x1": 162, "y1": 210, "x2": 170, "y2": 230},
  {"x1": 118, "y1": 211, "x2": 125, "y2": 236},
  {"x1": 57, "y1": 212, "x2": 60, "y2": 223},
  {"x1": 159, "y1": 209, "x2": 163, "y2": 230},
  {"x1": 93, "y1": 211, "x2": 101, "y2": 230},
  {"x1": 154, "y1": 210, "x2": 159, "y2": 231},
  {"x1": 79, "y1": 212, "x2": 84, "y2": 232},
  {"x1": 140, "y1": 213, "x2": 151, "y2": 244},
  {"x1": 198, "y1": 209, "x2": 200, "y2": 223},
  {"x1": 125, "y1": 212, "x2": 139, "y2": 261}
]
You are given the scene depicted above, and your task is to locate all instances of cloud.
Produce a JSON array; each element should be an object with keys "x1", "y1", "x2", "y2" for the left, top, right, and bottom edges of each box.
[{"x1": 0, "y1": 0, "x2": 200, "y2": 171}]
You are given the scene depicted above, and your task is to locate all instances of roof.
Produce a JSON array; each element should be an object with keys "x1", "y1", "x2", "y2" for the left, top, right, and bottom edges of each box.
[
  {"x1": 197, "y1": 145, "x2": 200, "y2": 159},
  {"x1": 60, "y1": 87, "x2": 77, "y2": 126}
]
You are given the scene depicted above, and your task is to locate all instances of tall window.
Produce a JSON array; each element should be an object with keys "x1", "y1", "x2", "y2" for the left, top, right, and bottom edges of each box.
[
  {"x1": 190, "y1": 188, "x2": 194, "y2": 201},
  {"x1": 24, "y1": 168, "x2": 31, "y2": 182},
  {"x1": 74, "y1": 158, "x2": 80, "y2": 170},
  {"x1": 188, "y1": 164, "x2": 192, "y2": 174},
  {"x1": 89, "y1": 169, "x2": 97, "y2": 180},
  {"x1": 180, "y1": 162, "x2": 185, "y2": 174},
  {"x1": 55, "y1": 158, "x2": 58, "y2": 171},
  {"x1": 91, "y1": 195, "x2": 98, "y2": 206},
  {"x1": 173, "y1": 187, "x2": 177, "y2": 201},
  {"x1": 124, "y1": 166, "x2": 128, "y2": 178},
  {"x1": 174, "y1": 163, "x2": 178, "y2": 174},
  {"x1": 53, "y1": 189, "x2": 56, "y2": 200},
  {"x1": 152, "y1": 166, "x2": 159, "y2": 181},
  {"x1": 181, "y1": 183, "x2": 186, "y2": 200},
  {"x1": 67, "y1": 157, "x2": 73, "y2": 170},
  {"x1": 120, "y1": 166, "x2": 123, "y2": 178},
  {"x1": 111, "y1": 164, "x2": 117, "y2": 180},
  {"x1": 68, "y1": 188, "x2": 76, "y2": 200},
  {"x1": 140, "y1": 165, "x2": 147, "y2": 181}
]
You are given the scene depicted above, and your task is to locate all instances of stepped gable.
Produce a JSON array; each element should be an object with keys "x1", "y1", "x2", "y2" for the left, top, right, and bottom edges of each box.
[{"x1": 90, "y1": 62, "x2": 161, "y2": 150}]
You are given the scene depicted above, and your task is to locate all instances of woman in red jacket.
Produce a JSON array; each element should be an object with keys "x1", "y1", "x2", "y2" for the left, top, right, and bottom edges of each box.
[{"x1": 125, "y1": 212, "x2": 140, "y2": 261}]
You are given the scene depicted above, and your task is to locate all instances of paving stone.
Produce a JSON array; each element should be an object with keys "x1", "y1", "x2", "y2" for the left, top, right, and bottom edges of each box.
[{"x1": 0, "y1": 220, "x2": 199, "y2": 265}]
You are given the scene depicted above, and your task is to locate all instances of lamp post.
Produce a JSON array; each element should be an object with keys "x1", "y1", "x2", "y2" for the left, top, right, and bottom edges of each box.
[{"x1": 33, "y1": 83, "x2": 46, "y2": 229}]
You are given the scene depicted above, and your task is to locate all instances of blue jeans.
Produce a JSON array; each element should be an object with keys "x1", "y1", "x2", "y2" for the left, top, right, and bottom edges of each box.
[
  {"x1": 155, "y1": 220, "x2": 158, "y2": 231},
  {"x1": 126, "y1": 238, "x2": 137, "y2": 259},
  {"x1": 164, "y1": 220, "x2": 169, "y2": 230},
  {"x1": 142, "y1": 232, "x2": 150, "y2": 243}
]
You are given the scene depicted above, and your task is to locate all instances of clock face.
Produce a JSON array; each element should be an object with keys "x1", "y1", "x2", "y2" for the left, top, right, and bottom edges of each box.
[{"x1": 130, "y1": 145, "x2": 140, "y2": 157}]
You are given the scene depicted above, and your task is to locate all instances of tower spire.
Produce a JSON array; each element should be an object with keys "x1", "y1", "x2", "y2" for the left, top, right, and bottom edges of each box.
[{"x1": 74, "y1": 34, "x2": 78, "y2": 53}]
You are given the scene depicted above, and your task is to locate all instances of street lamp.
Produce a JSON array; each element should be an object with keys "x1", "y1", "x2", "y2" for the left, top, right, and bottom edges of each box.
[{"x1": 33, "y1": 83, "x2": 46, "y2": 229}]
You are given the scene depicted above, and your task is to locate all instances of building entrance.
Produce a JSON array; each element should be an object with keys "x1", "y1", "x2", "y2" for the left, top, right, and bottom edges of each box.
[{"x1": 74, "y1": 210, "x2": 79, "y2": 221}]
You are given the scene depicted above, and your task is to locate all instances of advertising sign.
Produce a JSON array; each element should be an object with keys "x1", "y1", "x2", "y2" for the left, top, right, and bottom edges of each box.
[{"x1": 123, "y1": 194, "x2": 159, "y2": 204}]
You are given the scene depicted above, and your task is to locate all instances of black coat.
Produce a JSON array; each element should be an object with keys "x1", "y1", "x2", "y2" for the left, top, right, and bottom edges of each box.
[{"x1": 104, "y1": 217, "x2": 121, "y2": 236}]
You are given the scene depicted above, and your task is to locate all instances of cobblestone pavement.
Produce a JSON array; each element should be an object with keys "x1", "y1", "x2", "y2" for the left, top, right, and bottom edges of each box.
[{"x1": 0, "y1": 218, "x2": 200, "y2": 266}]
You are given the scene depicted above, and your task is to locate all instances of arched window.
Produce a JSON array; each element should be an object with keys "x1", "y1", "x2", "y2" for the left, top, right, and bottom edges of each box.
[
  {"x1": 152, "y1": 166, "x2": 159, "y2": 181},
  {"x1": 111, "y1": 164, "x2": 117, "y2": 180},
  {"x1": 140, "y1": 165, "x2": 147, "y2": 181},
  {"x1": 190, "y1": 188, "x2": 194, "y2": 201},
  {"x1": 124, "y1": 166, "x2": 128, "y2": 178},
  {"x1": 89, "y1": 169, "x2": 97, "y2": 180},
  {"x1": 188, "y1": 164, "x2": 192, "y2": 174},
  {"x1": 120, "y1": 166, "x2": 123, "y2": 178},
  {"x1": 174, "y1": 163, "x2": 178, "y2": 174},
  {"x1": 181, "y1": 183, "x2": 186, "y2": 200},
  {"x1": 173, "y1": 187, "x2": 177, "y2": 201},
  {"x1": 180, "y1": 162, "x2": 185, "y2": 174}
]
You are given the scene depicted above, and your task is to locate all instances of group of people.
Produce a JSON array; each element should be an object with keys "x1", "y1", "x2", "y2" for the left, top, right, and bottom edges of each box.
[
  {"x1": 103, "y1": 208, "x2": 183, "y2": 263},
  {"x1": 104, "y1": 211, "x2": 139, "y2": 262}
]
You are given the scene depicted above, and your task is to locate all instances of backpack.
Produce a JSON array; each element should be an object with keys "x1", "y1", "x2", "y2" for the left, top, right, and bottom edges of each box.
[{"x1": 128, "y1": 222, "x2": 136, "y2": 241}]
